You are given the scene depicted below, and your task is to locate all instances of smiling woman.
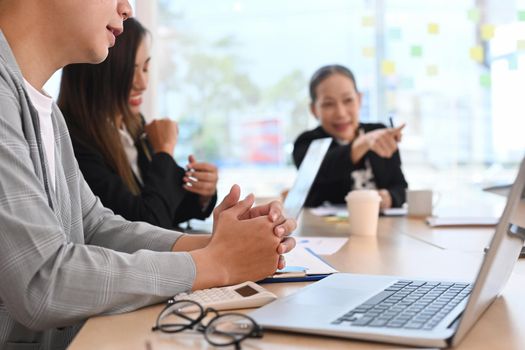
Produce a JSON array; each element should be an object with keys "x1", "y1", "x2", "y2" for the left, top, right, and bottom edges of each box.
[
  {"x1": 58, "y1": 17, "x2": 219, "y2": 230},
  {"x1": 293, "y1": 64, "x2": 408, "y2": 209}
]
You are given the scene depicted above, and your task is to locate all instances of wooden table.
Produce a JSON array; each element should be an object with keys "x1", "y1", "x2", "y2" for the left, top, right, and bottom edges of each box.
[{"x1": 68, "y1": 197, "x2": 525, "y2": 350}]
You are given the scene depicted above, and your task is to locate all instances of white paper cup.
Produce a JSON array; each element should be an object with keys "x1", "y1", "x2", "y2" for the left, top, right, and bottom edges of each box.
[{"x1": 345, "y1": 190, "x2": 381, "y2": 236}]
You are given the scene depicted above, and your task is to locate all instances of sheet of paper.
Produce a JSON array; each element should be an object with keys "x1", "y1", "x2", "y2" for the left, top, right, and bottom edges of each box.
[
  {"x1": 282, "y1": 247, "x2": 338, "y2": 275},
  {"x1": 381, "y1": 207, "x2": 408, "y2": 216},
  {"x1": 483, "y1": 183, "x2": 512, "y2": 197},
  {"x1": 309, "y1": 204, "x2": 347, "y2": 217},
  {"x1": 296, "y1": 237, "x2": 348, "y2": 255},
  {"x1": 310, "y1": 204, "x2": 406, "y2": 218},
  {"x1": 426, "y1": 216, "x2": 499, "y2": 227}
]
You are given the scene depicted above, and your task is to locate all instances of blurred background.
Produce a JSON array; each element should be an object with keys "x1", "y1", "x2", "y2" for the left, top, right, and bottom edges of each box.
[{"x1": 47, "y1": 0, "x2": 525, "y2": 200}]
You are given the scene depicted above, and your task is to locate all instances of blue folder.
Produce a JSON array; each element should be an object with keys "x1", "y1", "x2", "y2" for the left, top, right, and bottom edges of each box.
[{"x1": 258, "y1": 248, "x2": 337, "y2": 283}]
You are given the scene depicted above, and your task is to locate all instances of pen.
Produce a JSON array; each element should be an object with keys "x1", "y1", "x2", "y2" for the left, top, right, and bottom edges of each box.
[{"x1": 389, "y1": 116, "x2": 402, "y2": 142}]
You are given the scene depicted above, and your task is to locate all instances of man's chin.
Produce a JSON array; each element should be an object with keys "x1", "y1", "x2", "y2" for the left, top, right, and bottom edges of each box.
[{"x1": 88, "y1": 47, "x2": 110, "y2": 64}]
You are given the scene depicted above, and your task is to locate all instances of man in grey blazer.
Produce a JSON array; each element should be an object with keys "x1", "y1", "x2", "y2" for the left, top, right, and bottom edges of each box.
[{"x1": 0, "y1": 1, "x2": 296, "y2": 349}]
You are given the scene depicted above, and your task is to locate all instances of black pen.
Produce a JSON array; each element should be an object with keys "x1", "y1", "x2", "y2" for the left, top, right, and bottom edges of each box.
[{"x1": 389, "y1": 116, "x2": 402, "y2": 142}]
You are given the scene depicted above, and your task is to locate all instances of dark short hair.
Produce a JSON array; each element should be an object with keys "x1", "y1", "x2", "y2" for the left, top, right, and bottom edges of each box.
[{"x1": 309, "y1": 64, "x2": 358, "y2": 103}]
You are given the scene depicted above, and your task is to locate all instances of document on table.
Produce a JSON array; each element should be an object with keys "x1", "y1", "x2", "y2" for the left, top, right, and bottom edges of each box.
[
  {"x1": 296, "y1": 237, "x2": 348, "y2": 255},
  {"x1": 310, "y1": 204, "x2": 407, "y2": 217},
  {"x1": 482, "y1": 183, "x2": 512, "y2": 197},
  {"x1": 309, "y1": 204, "x2": 347, "y2": 217},
  {"x1": 381, "y1": 207, "x2": 408, "y2": 216},
  {"x1": 426, "y1": 216, "x2": 499, "y2": 227},
  {"x1": 259, "y1": 246, "x2": 339, "y2": 283},
  {"x1": 283, "y1": 247, "x2": 338, "y2": 275}
]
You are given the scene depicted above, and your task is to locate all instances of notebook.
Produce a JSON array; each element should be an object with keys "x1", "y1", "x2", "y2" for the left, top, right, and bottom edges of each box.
[
  {"x1": 426, "y1": 216, "x2": 499, "y2": 227},
  {"x1": 259, "y1": 246, "x2": 338, "y2": 283}
]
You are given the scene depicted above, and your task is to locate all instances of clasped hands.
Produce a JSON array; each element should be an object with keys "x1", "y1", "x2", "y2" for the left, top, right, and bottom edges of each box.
[
  {"x1": 185, "y1": 184, "x2": 296, "y2": 288},
  {"x1": 213, "y1": 184, "x2": 296, "y2": 265}
]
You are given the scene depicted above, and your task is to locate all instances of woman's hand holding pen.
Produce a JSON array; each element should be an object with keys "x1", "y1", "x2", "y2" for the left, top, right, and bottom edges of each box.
[
  {"x1": 144, "y1": 118, "x2": 179, "y2": 156},
  {"x1": 351, "y1": 124, "x2": 405, "y2": 162},
  {"x1": 184, "y1": 155, "x2": 218, "y2": 206},
  {"x1": 366, "y1": 124, "x2": 405, "y2": 158}
]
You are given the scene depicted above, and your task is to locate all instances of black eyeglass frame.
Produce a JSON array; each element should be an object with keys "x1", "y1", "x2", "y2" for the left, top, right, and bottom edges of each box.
[{"x1": 152, "y1": 299, "x2": 263, "y2": 349}]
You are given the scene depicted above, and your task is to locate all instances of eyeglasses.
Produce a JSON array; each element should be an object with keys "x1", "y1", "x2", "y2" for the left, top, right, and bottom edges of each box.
[{"x1": 152, "y1": 299, "x2": 263, "y2": 350}]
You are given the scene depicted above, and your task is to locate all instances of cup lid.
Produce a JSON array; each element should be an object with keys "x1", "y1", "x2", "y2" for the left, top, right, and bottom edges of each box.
[{"x1": 345, "y1": 189, "x2": 381, "y2": 202}]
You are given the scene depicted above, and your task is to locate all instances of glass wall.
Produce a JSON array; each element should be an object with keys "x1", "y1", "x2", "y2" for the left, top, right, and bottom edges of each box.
[{"x1": 142, "y1": 0, "x2": 525, "y2": 196}]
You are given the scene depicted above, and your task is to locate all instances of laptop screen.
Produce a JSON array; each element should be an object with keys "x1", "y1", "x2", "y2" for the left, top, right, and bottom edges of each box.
[
  {"x1": 283, "y1": 138, "x2": 332, "y2": 219},
  {"x1": 452, "y1": 156, "x2": 525, "y2": 345}
]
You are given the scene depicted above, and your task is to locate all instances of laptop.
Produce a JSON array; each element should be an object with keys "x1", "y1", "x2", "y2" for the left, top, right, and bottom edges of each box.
[
  {"x1": 283, "y1": 137, "x2": 332, "y2": 219},
  {"x1": 251, "y1": 156, "x2": 525, "y2": 348}
]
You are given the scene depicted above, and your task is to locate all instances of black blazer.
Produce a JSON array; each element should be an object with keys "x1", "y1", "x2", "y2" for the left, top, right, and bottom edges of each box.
[
  {"x1": 71, "y1": 132, "x2": 216, "y2": 230},
  {"x1": 293, "y1": 124, "x2": 407, "y2": 208}
]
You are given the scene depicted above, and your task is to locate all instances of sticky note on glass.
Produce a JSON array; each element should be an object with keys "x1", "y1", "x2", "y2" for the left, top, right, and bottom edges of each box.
[
  {"x1": 381, "y1": 60, "x2": 396, "y2": 76},
  {"x1": 362, "y1": 16, "x2": 375, "y2": 27},
  {"x1": 518, "y1": 10, "x2": 525, "y2": 21},
  {"x1": 508, "y1": 56, "x2": 518, "y2": 70},
  {"x1": 411, "y1": 45, "x2": 423, "y2": 57},
  {"x1": 428, "y1": 23, "x2": 439, "y2": 34},
  {"x1": 481, "y1": 24, "x2": 495, "y2": 40},
  {"x1": 480, "y1": 74, "x2": 491, "y2": 88},
  {"x1": 427, "y1": 65, "x2": 439, "y2": 76},
  {"x1": 468, "y1": 8, "x2": 481, "y2": 22},
  {"x1": 362, "y1": 47, "x2": 376, "y2": 58},
  {"x1": 400, "y1": 78, "x2": 414, "y2": 89},
  {"x1": 389, "y1": 28, "x2": 402, "y2": 40},
  {"x1": 518, "y1": 40, "x2": 525, "y2": 51},
  {"x1": 470, "y1": 46, "x2": 484, "y2": 63}
]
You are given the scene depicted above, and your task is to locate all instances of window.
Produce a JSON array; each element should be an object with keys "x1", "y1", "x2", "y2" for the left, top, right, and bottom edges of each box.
[{"x1": 136, "y1": 1, "x2": 525, "y2": 196}]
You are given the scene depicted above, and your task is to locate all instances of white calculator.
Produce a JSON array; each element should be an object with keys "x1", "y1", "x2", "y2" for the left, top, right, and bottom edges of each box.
[{"x1": 174, "y1": 281, "x2": 277, "y2": 312}]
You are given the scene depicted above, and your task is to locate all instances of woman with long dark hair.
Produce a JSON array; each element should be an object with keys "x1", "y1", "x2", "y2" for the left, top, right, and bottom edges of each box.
[{"x1": 58, "y1": 18, "x2": 218, "y2": 229}]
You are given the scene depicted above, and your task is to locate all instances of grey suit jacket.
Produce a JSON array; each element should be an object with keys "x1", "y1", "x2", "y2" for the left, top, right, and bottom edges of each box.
[{"x1": 0, "y1": 31, "x2": 196, "y2": 350}]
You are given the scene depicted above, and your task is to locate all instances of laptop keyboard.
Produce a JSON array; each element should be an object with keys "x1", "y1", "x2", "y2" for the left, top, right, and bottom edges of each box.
[{"x1": 332, "y1": 280, "x2": 472, "y2": 330}]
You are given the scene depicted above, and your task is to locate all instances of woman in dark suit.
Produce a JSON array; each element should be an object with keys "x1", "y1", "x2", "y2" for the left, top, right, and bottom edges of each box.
[
  {"x1": 58, "y1": 18, "x2": 217, "y2": 230},
  {"x1": 293, "y1": 65, "x2": 407, "y2": 208}
]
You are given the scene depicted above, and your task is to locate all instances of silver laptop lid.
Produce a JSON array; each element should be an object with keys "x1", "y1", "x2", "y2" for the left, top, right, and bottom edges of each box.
[
  {"x1": 283, "y1": 138, "x2": 332, "y2": 219},
  {"x1": 452, "y1": 156, "x2": 525, "y2": 346}
]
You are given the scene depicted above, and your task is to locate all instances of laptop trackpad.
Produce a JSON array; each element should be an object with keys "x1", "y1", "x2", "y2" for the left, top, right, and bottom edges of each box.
[
  {"x1": 252, "y1": 274, "x2": 397, "y2": 326},
  {"x1": 255, "y1": 286, "x2": 369, "y2": 326},
  {"x1": 288, "y1": 273, "x2": 395, "y2": 307},
  {"x1": 289, "y1": 287, "x2": 368, "y2": 307}
]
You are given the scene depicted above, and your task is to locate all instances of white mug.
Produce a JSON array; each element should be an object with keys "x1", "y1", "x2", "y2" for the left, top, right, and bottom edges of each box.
[
  {"x1": 345, "y1": 190, "x2": 381, "y2": 236},
  {"x1": 406, "y1": 189, "x2": 438, "y2": 217}
]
